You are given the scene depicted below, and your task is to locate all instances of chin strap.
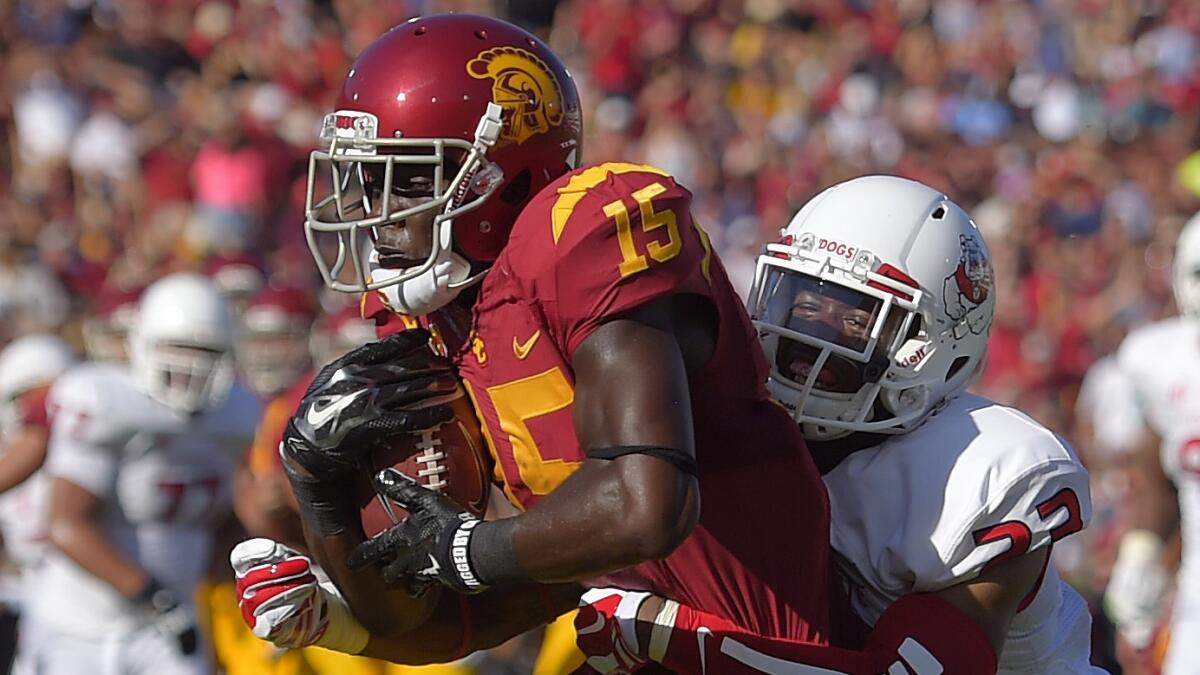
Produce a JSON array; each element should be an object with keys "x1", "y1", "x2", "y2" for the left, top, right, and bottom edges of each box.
[{"x1": 369, "y1": 248, "x2": 474, "y2": 315}]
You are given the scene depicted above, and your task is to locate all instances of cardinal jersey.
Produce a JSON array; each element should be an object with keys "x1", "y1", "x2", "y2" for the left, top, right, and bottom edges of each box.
[
  {"x1": 28, "y1": 363, "x2": 260, "y2": 638},
  {"x1": 823, "y1": 393, "x2": 1094, "y2": 673},
  {"x1": 367, "y1": 163, "x2": 833, "y2": 643}
]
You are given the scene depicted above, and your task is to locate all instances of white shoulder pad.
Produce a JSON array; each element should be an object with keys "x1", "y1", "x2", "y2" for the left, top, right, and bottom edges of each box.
[
  {"x1": 1117, "y1": 318, "x2": 1190, "y2": 395},
  {"x1": 825, "y1": 395, "x2": 1092, "y2": 598},
  {"x1": 46, "y1": 363, "x2": 141, "y2": 447}
]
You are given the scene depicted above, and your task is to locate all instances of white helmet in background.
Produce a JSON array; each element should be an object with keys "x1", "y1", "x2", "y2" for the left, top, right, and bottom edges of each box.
[
  {"x1": 1173, "y1": 211, "x2": 1200, "y2": 317},
  {"x1": 748, "y1": 175, "x2": 995, "y2": 440},
  {"x1": 0, "y1": 334, "x2": 77, "y2": 434},
  {"x1": 129, "y1": 273, "x2": 236, "y2": 413}
]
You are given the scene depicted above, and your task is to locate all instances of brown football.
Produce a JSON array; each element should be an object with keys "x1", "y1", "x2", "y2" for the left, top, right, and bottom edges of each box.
[{"x1": 354, "y1": 392, "x2": 491, "y2": 538}]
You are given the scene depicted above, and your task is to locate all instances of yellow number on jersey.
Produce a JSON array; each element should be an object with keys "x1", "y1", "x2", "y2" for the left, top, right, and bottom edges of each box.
[
  {"x1": 464, "y1": 368, "x2": 581, "y2": 505},
  {"x1": 606, "y1": 181, "x2": 682, "y2": 278}
]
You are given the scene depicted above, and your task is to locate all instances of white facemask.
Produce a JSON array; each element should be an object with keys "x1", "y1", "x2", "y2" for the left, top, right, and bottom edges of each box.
[{"x1": 369, "y1": 247, "x2": 471, "y2": 316}]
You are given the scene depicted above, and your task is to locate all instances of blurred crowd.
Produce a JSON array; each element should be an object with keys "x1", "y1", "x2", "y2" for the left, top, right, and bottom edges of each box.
[{"x1": 1, "y1": 0, "x2": 1199, "y2": 672}]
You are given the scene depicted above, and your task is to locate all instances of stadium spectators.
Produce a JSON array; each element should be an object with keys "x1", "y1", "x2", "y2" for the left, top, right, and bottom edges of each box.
[{"x1": 0, "y1": 0, "x2": 1197, "y2": 672}]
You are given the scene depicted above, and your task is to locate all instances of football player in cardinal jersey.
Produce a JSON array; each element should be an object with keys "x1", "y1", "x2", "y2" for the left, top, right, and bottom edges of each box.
[
  {"x1": 233, "y1": 11, "x2": 839, "y2": 668},
  {"x1": 1105, "y1": 210, "x2": 1200, "y2": 672},
  {"x1": 236, "y1": 286, "x2": 318, "y2": 400},
  {"x1": 573, "y1": 177, "x2": 1101, "y2": 675},
  {"x1": 24, "y1": 273, "x2": 261, "y2": 675},
  {"x1": 0, "y1": 334, "x2": 78, "y2": 674}
]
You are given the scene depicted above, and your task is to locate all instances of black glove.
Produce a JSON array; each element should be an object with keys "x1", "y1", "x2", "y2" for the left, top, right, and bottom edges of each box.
[
  {"x1": 284, "y1": 330, "x2": 459, "y2": 477},
  {"x1": 347, "y1": 469, "x2": 498, "y2": 596},
  {"x1": 132, "y1": 578, "x2": 198, "y2": 656}
]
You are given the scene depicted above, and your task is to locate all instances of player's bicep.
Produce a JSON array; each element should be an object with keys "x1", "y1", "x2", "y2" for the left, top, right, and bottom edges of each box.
[
  {"x1": 48, "y1": 476, "x2": 105, "y2": 524},
  {"x1": 932, "y1": 547, "x2": 1051, "y2": 656},
  {"x1": 571, "y1": 307, "x2": 694, "y2": 454}
]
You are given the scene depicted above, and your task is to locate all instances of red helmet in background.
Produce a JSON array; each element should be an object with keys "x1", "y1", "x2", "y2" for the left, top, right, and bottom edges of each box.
[
  {"x1": 205, "y1": 253, "x2": 267, "y2": 313},
  {"x1": 309, "y1": 304, "x2": 377, "y2": 368},
  {"x1": 305, "y1": 13, "x2": 583, "y2": 294},
  {"x1": 82, "y1": 286, "x2": 143, "y2": 363},
  {"x1": 238, "y1": 286, "x2": 317, "y2": 398}
]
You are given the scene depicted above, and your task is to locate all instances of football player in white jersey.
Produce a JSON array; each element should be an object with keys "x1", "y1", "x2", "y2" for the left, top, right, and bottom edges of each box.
[
  {"x1": 0, "y1": 334, "x2": 78, "y2": 675},
  {"x1": 570, "y1": 176, "x2": 1100, "y2": 674},
  {"x1": 23, "y1": 273, "x2": 261, "y2": 675},
  {"x1": 1106, "y1": 210, "x2": 1200, "y2": 672}
]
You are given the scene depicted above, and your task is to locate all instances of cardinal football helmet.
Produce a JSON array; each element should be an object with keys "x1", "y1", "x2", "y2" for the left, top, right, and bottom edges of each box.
[
  {"x1": 748, "y1": 175, "x2": 995, "y2": 439},
  {"x1": 304, "y1": 13, "x2": 582, "y2": 305},
  {"x1": 309, "y1": 304, "x2": 377, "y2": 368},
  {"x1": 238, "y1": 287, "x2": 317, "y2": 397},
  {"x1": 129, "y1": 273, "x2": 236, "y2": 413},
  {"x1": 1173, "y1": 211, "x2": 1200, "y2": 317}
]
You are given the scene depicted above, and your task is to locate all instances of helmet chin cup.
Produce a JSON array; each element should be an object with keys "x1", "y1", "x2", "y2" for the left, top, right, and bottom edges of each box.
[{"x1": 371, "y1": 248, "x2": 472, "y2": 316}]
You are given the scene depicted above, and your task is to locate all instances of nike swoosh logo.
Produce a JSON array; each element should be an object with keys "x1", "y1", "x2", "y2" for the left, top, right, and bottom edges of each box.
[
  {"x1": 697, "y1": 626, "x2": 711, "y2": 675},
  {"x1": 419, "y1": 554, "x2": 441, "y2": 578},
  {"x1": 512, "y1": 330, "x2": 541, "y2": 360},
  {"x1": 304, "y1": 391, "x2": 365, "y2": 430}
]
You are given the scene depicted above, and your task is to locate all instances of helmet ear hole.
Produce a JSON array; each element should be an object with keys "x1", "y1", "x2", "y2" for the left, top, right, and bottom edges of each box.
[
  {"x1": 499, "y1": 169, "x2": 532, "y2": 205},
  {"x1": 946, "y1": 355, "x2": 970, "y2": 382}
]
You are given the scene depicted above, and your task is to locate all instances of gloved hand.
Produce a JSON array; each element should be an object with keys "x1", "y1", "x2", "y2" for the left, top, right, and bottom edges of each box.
[
  {"x1": 131, "y1": 578, "x2": 199, "y2": 656},
  {"x1": 347, "y1": 469, "x2": 487, "y2": 596},
  {"x1": 231, "y1": 538, "x2": 369, "y2": 654},
  {"x1": 1104, "y1": 529, "x2": 1168, "y2": 649},
  {"x1": 573, "y1": 588, "x2": 654, "y2": 674},
  {"x1": 284, "y1": 329, "x2": 459, "y2": 477}
]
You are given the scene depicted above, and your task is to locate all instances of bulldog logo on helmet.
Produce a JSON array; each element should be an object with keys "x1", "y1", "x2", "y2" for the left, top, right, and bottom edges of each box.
[
  {"x1": 942, "y1": 234, "x2": 993, "y2": 336},
  {"x1": 467, "y1": 47, "x2": 564, "y2": 147}
]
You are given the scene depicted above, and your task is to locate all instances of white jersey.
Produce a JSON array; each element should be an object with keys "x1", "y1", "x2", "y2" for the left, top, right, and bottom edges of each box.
[
  {"x1": 28, "y1": 363, "x2": 260, "y2": 638},
  {"x1": 1117, "y1": 317, "x2": 1200, "y2": 438},
  {"x1": 824, "y1": 394, "x2": 1095, "y2": 674},
  {"x1": 1117, "y1": 317, "x2": 1200, "y2": 624}
]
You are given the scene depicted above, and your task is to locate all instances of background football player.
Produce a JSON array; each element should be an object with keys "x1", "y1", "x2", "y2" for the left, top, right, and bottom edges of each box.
[
  {"x1": 236, "y1": 286, "x2": 318, "y2": 401},
  {"x1": 1105, "y1": 210, "x2": 1200, "y2": 673},
  {"x1": 24, "y1": 273, "x2": 261, "y2": 675},
  {"x1": 0, "y1": 334, "x2": 78, "y2": 674},
  {"x1": 573, "y1": 176, "x2": 1100, "y2": 674},
  {"x1": 233, "y1": 11, "x2": 841, "y2": 669}
]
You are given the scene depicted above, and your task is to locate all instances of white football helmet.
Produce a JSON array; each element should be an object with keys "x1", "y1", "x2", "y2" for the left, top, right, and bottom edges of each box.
[
  {"x1": 748, "y1": 175, "x2": 995, "y2": 439},
  {"x1": 0, "y1": 333, "x2": 77, "y2": 434},
  {"x1": 129, "y1": 273, "x2": 236, "y2": 413},
  {"x1": 1173, "y1": 211, "x2": 1200, "y2": 317}
]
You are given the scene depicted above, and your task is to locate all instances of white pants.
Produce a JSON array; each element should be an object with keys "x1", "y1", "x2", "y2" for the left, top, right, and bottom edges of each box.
[
  {"x1": 1164, "y1": 611, "x2": 1200, "y2": 675},
  {"x1": 21, "y1": 616, "x2": 204, "y2": 675}
]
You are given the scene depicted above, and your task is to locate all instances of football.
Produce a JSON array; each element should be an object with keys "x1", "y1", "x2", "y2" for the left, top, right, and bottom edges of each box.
[{"x1": 354, "y1": 391, "x2": 492, "y2": 538}]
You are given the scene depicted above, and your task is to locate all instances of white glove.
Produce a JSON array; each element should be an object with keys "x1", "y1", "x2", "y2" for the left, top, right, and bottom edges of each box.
[
  {"x1": 1104, "y1": 529, "x2": 1168, "y2": 649},
  {"x1": 575, "y1": 588, "x2": 656, "y2": 674},
  {"x1": 231, "y1": 538, "x2": 369, "y2": 654}
]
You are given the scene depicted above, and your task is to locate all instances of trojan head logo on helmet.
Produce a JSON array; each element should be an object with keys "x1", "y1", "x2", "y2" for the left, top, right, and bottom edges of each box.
[
  {"x1": 304, "y1": 14, "x2": 583, "y2": 313},
  {"x1": 467, "y1": 47, "x2": 565, "y2": 147},
  {"x1": 747, "y1": 175, "x2": 995, "y2": 440}
]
